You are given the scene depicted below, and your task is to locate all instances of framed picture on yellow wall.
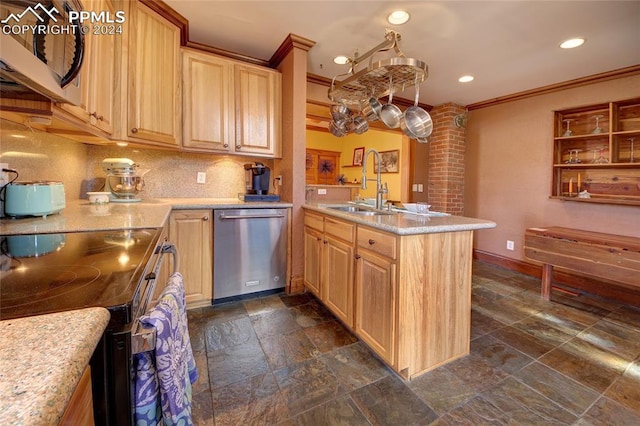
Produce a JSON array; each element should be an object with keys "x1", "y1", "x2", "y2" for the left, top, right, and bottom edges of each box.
[
  {"x1": 353, "y1": 147, "x2": 365, "y2": 166},
  {"x1": 374, "y1": 150, "x2": 399, "y2": 173}
]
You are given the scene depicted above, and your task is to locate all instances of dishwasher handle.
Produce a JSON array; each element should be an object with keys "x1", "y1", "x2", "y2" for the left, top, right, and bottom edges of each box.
[{"x1": 218, "y1": 212, "x2": 286, "y2": 220}]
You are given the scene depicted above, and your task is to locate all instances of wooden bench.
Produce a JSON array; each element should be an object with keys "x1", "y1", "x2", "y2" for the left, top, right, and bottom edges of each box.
[{"x1": 524, "y1": 227, "x2": 640, "y2": 300}]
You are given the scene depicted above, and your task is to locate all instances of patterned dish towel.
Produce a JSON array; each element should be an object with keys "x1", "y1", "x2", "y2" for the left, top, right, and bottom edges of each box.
[{"x1": 134, "y1": 272, "x2": 198, "y2": 425}]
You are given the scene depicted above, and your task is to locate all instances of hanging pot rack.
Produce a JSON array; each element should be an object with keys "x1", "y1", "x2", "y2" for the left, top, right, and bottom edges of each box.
[{"x1": 327, "y1": 29, "x2": 429, "y2": 107}]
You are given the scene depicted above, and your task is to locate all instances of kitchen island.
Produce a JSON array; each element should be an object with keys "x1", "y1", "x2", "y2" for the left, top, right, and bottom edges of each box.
[
  {"x1": 302, "y1": 202, "x2": 496, "y2": 380},
  {"x1": 0, "y1": 308, "x2": 110, "y2": 425}
]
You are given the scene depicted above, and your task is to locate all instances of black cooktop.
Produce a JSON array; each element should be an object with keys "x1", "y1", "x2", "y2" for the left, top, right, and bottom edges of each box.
[{"x1": 0, "y1": 228, "x2": 162, "y2": 325}]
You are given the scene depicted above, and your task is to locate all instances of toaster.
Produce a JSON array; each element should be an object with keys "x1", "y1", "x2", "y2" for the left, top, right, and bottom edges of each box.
[{"x1": 5, "y1": 181, "x2": 66, "y2": 218}]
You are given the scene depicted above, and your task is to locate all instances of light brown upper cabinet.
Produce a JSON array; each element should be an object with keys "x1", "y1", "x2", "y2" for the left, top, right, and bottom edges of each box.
[
  {"x1": 58, "y1": 0, "x2": 116, "y2": 136},
  {"x1": 234, "y1": 63, "x2": 281, "y2": 157},
  {"x1": 113, "y1": 0, "x2": 181, "y2": 147},
  {"x1": 182, "y1": 48, "x2": 232, "y2": 152},
  {"x1": 182, "y1": 48, "x2": 282, "y2": 157}
]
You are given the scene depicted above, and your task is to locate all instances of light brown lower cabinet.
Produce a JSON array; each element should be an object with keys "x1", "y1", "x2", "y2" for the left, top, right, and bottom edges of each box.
[
  {"x1": 303, "y1": 224, "x2": 323, "y2": 298},
  {"x1": 303, "y1": 212, "x2": 355, "y2": 327},
  {"x1": 303, "y1": 210, "x2": 474, "y2": 380},
  {"x1": 59, "y1": 366, "x2": 94, "y2": 425},
  {"x1": 169, "y1": 210, "x2": 213, "y2": 308},
  {"x1": 355, "y1": 248, "x2": 396, "y2": 365}
]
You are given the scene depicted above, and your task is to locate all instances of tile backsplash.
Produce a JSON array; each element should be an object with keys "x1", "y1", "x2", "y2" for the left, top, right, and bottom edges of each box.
[
  {"x1": 1, "y1": 119, "x2": 275, "y2": 200},
  {"x1": 1, "y1": 120, "x2": 88, "y2": 198}
]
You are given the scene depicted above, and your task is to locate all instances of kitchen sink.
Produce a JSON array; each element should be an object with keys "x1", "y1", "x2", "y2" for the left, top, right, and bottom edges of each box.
[{"x1": 327, "y1": 205, "x2": 395, "y2": 216}]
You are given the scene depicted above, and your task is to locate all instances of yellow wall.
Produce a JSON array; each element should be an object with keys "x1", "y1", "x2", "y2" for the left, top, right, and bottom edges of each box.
[{"x1": 307, "y1": 128, "x2": 403, "y2": 201}]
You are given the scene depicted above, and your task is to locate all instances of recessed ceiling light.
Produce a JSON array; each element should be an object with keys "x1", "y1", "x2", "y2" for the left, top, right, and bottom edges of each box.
[
  {"x1": 388, "y1": 10, "x2": 410, "y2": 25},
  {"x1": 458, "y1": 75, "x2": 474, "y2": 83},
  {"x1": 333, "y1": 55, "x2": 350, "y2": 65},
  {"x1": 560, "y1": 38, "x2": 585, "y2": 49}
]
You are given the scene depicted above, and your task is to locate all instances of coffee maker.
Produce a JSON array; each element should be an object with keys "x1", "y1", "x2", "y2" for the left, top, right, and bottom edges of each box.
[{"x1": 244, "y1": 162, "x2": 280, "y2": 201}]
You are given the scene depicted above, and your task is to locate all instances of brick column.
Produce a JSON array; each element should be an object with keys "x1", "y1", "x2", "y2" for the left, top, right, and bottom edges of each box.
[{"x1": 427, "y1": 103, "x2": 466, "y2": 215}]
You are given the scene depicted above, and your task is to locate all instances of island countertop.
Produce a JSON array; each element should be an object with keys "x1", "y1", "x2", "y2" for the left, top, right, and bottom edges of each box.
[
  {"x1": 0, "y1": 308, "x2": 110, "y2": 425},
  {"x1": 0, "y1": 198, "x2": 292, "y2": 235},
  {"x1": 303, "y1": 202, "x2": 496, "y2": 235}
]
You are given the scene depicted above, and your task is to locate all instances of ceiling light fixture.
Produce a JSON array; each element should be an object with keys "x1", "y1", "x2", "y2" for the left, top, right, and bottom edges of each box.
[
  {"x1": 458, "y1": 75, "x2": 474, "y2": 83},
  {"x1": 387, "y1": 10, "x2": 410, "y2": 25},
  {"x1": 333, "y1": 55, "x2": 350, "y2": 65},
  {"x1": 560, "y1": 38, "x2": 585, "y2": 49}
]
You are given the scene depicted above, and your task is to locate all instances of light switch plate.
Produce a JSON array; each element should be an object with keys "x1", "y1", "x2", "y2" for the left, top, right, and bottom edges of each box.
[{"x1": 197, "y1": 172, "x2": 206, "y2": 184}]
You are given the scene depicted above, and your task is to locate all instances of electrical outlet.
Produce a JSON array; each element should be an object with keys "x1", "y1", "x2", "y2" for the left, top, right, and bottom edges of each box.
[
  {"x1": 412, "y1": 184, "x2": 418, "y2": 192},
  {"x1": 318, "y1": 188, "x2": 327, "y2": 195},
  {"x1": 276, "y1": 175, "x2": 283, "y2": 186},
  {"x1": 196, "y1": 172, "x2": 206, "y2": 184},
  {"x1": 506, "y1": 240, "x2": 515, "y2": 251},
  {"x1": 417, "y1": 183, "x2": 424, "y2": 192}
]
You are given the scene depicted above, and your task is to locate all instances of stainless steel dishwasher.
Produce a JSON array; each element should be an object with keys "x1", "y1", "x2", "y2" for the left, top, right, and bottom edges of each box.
[{"x1": 213, "y1": 208, "x2": 287, "y2": 301}]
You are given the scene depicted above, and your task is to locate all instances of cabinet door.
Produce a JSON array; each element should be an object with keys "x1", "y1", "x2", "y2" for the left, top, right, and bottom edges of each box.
[
  {"x1": 59, "y1": 0, "x2": 115, "y2": 135},
  {"x1": 182, "y1": 49, "x2": 232, "y2": 152},
  {"x1": 234, "y1": 64, "x2": 281, "y2": 156},
  {"x1": 127, "y1": 1, "x2": 181, "y2": 146},
  {"x1": 324, "y1": 235, "x2": 354, "y2": 327},
  {"x1": 170, "y1": 210, "x2": 213, "y2": 307},
  {"x1": 303, "y1": 226, "x2": 323, "y2": 298},
  {"x1": 355, "y1": 249, "x2": 396, "y2": 365},
  {"x1": 88, "y1": 0, "x2": 116, "y2": 134}
]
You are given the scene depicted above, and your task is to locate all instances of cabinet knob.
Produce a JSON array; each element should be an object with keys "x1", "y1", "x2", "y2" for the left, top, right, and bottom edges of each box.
[
  {"x1": 223, "y1": 143, "x2": 229, "y2": 148},
  {"x1": 355, "y1": 254, "x2": 361, "y2": 259},
  {"x1": 368, "y1": 239, "x2": 376, "y2": 245},
  {"x1": 317, "y1": 237, "x2": 322, "y2": 241},
  {"x1": 323, "y1": 240, "x2": 328, "y2": 245},
  {"x1": 236, "y1": 145, "x2": 242, "y2": 150},
  {"x1": 131, "y1": 128, "x2": 138, "y2": 134},
  {"x1": 90, "y1": 112, "x2": 104, "y2": 121},
  {"x1": 202, "y1": 216, "x2": 209, "y2": 221}
]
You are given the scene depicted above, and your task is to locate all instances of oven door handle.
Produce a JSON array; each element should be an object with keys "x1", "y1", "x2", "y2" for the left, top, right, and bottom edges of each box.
[
  {"x1": 160, "y1": 243, "x2": 179, "y2": 275},
  {"x1": 131, "y1": 242, "x2": 179, "y2": 355}
]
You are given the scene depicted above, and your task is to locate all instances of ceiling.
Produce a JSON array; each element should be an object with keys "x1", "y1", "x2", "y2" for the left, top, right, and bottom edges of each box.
[{"x1": 164, "y1": 1, "x2": 640, "y2": 107}]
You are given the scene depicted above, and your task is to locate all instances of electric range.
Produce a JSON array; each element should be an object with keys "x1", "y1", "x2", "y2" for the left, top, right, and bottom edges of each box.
[{"x1": 0, "y1": 227, "x2": 171, "y2": 425}]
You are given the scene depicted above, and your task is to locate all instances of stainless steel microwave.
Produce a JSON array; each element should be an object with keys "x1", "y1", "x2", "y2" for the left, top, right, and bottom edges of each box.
[{"x1": 0, "y1": 0, "x2": 85, "y2": 105}]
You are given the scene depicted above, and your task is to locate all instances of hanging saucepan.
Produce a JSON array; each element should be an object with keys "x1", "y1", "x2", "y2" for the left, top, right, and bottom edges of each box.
[
  {"x1": 350, "y1": 115, "x2": 369, "y2": 135},
  {"x1": 378, "y1": 75, "x2": 403, "y2": 129},
  {"x1": 330, "y1": 103, "x2": 352, "y2": 122},
  {"x1": 361, "y1": 89, "x2": 382, "y2": 122},
  {"x1": 400, "y1": 84, "x2": 433, "y2": 140},
  {"x1": 329, "y1": 116, "x2": 350, "y2": 137}
]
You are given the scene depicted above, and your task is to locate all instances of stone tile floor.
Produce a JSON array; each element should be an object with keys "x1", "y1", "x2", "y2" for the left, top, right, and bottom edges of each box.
[{"x1": 187, "y1": 261, "x2": 640, "y2": 425}]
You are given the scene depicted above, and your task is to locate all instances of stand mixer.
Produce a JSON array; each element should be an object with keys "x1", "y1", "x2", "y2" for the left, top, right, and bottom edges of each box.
[{"x1": 102, "y1": 158, "x2": 149, "y2": 202}]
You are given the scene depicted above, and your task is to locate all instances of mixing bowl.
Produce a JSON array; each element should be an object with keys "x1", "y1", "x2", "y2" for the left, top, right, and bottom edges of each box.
[{"x1": 107, "y1": 175, "x2": 144, "y2": 199}]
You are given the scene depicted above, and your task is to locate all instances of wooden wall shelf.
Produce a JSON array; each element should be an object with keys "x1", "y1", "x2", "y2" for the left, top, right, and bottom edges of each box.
[{"x1": 552, "y1": 97, "x2": 640, "y2": 206}]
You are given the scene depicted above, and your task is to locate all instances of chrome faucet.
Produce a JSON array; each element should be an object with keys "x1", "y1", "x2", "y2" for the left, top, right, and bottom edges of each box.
[{"x1": 361, "y1": 149, "x2": 388, "y2": 209}]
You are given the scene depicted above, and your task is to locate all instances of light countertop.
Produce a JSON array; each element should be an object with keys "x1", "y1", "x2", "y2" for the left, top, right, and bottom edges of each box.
[
  {"x1": 0, "y1": 308, "x2": 110, "y2": 425},
  {"x1": 0, "y1": 198, "x2": 292, "y2": 235},
  {"x1": 303, "y1": 202, "x2": 496, "y2": 235}
]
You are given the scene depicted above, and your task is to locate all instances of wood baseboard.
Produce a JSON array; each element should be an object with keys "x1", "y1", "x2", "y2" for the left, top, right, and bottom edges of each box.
[{"x1": 473, "y1": 250, "x2": 640, "y2": 306}]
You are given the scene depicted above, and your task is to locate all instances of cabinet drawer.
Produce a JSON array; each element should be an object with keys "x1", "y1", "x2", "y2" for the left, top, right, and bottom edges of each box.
[
  {"x1": 358, "y1": 226, "x2": 397, "y2": 259},
  {"x1": 325, "y1": 217, "x2": 355, "y2": 243},
  {"x1": 304, "y1": 212, "x2": 324, "y2": 231}
]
